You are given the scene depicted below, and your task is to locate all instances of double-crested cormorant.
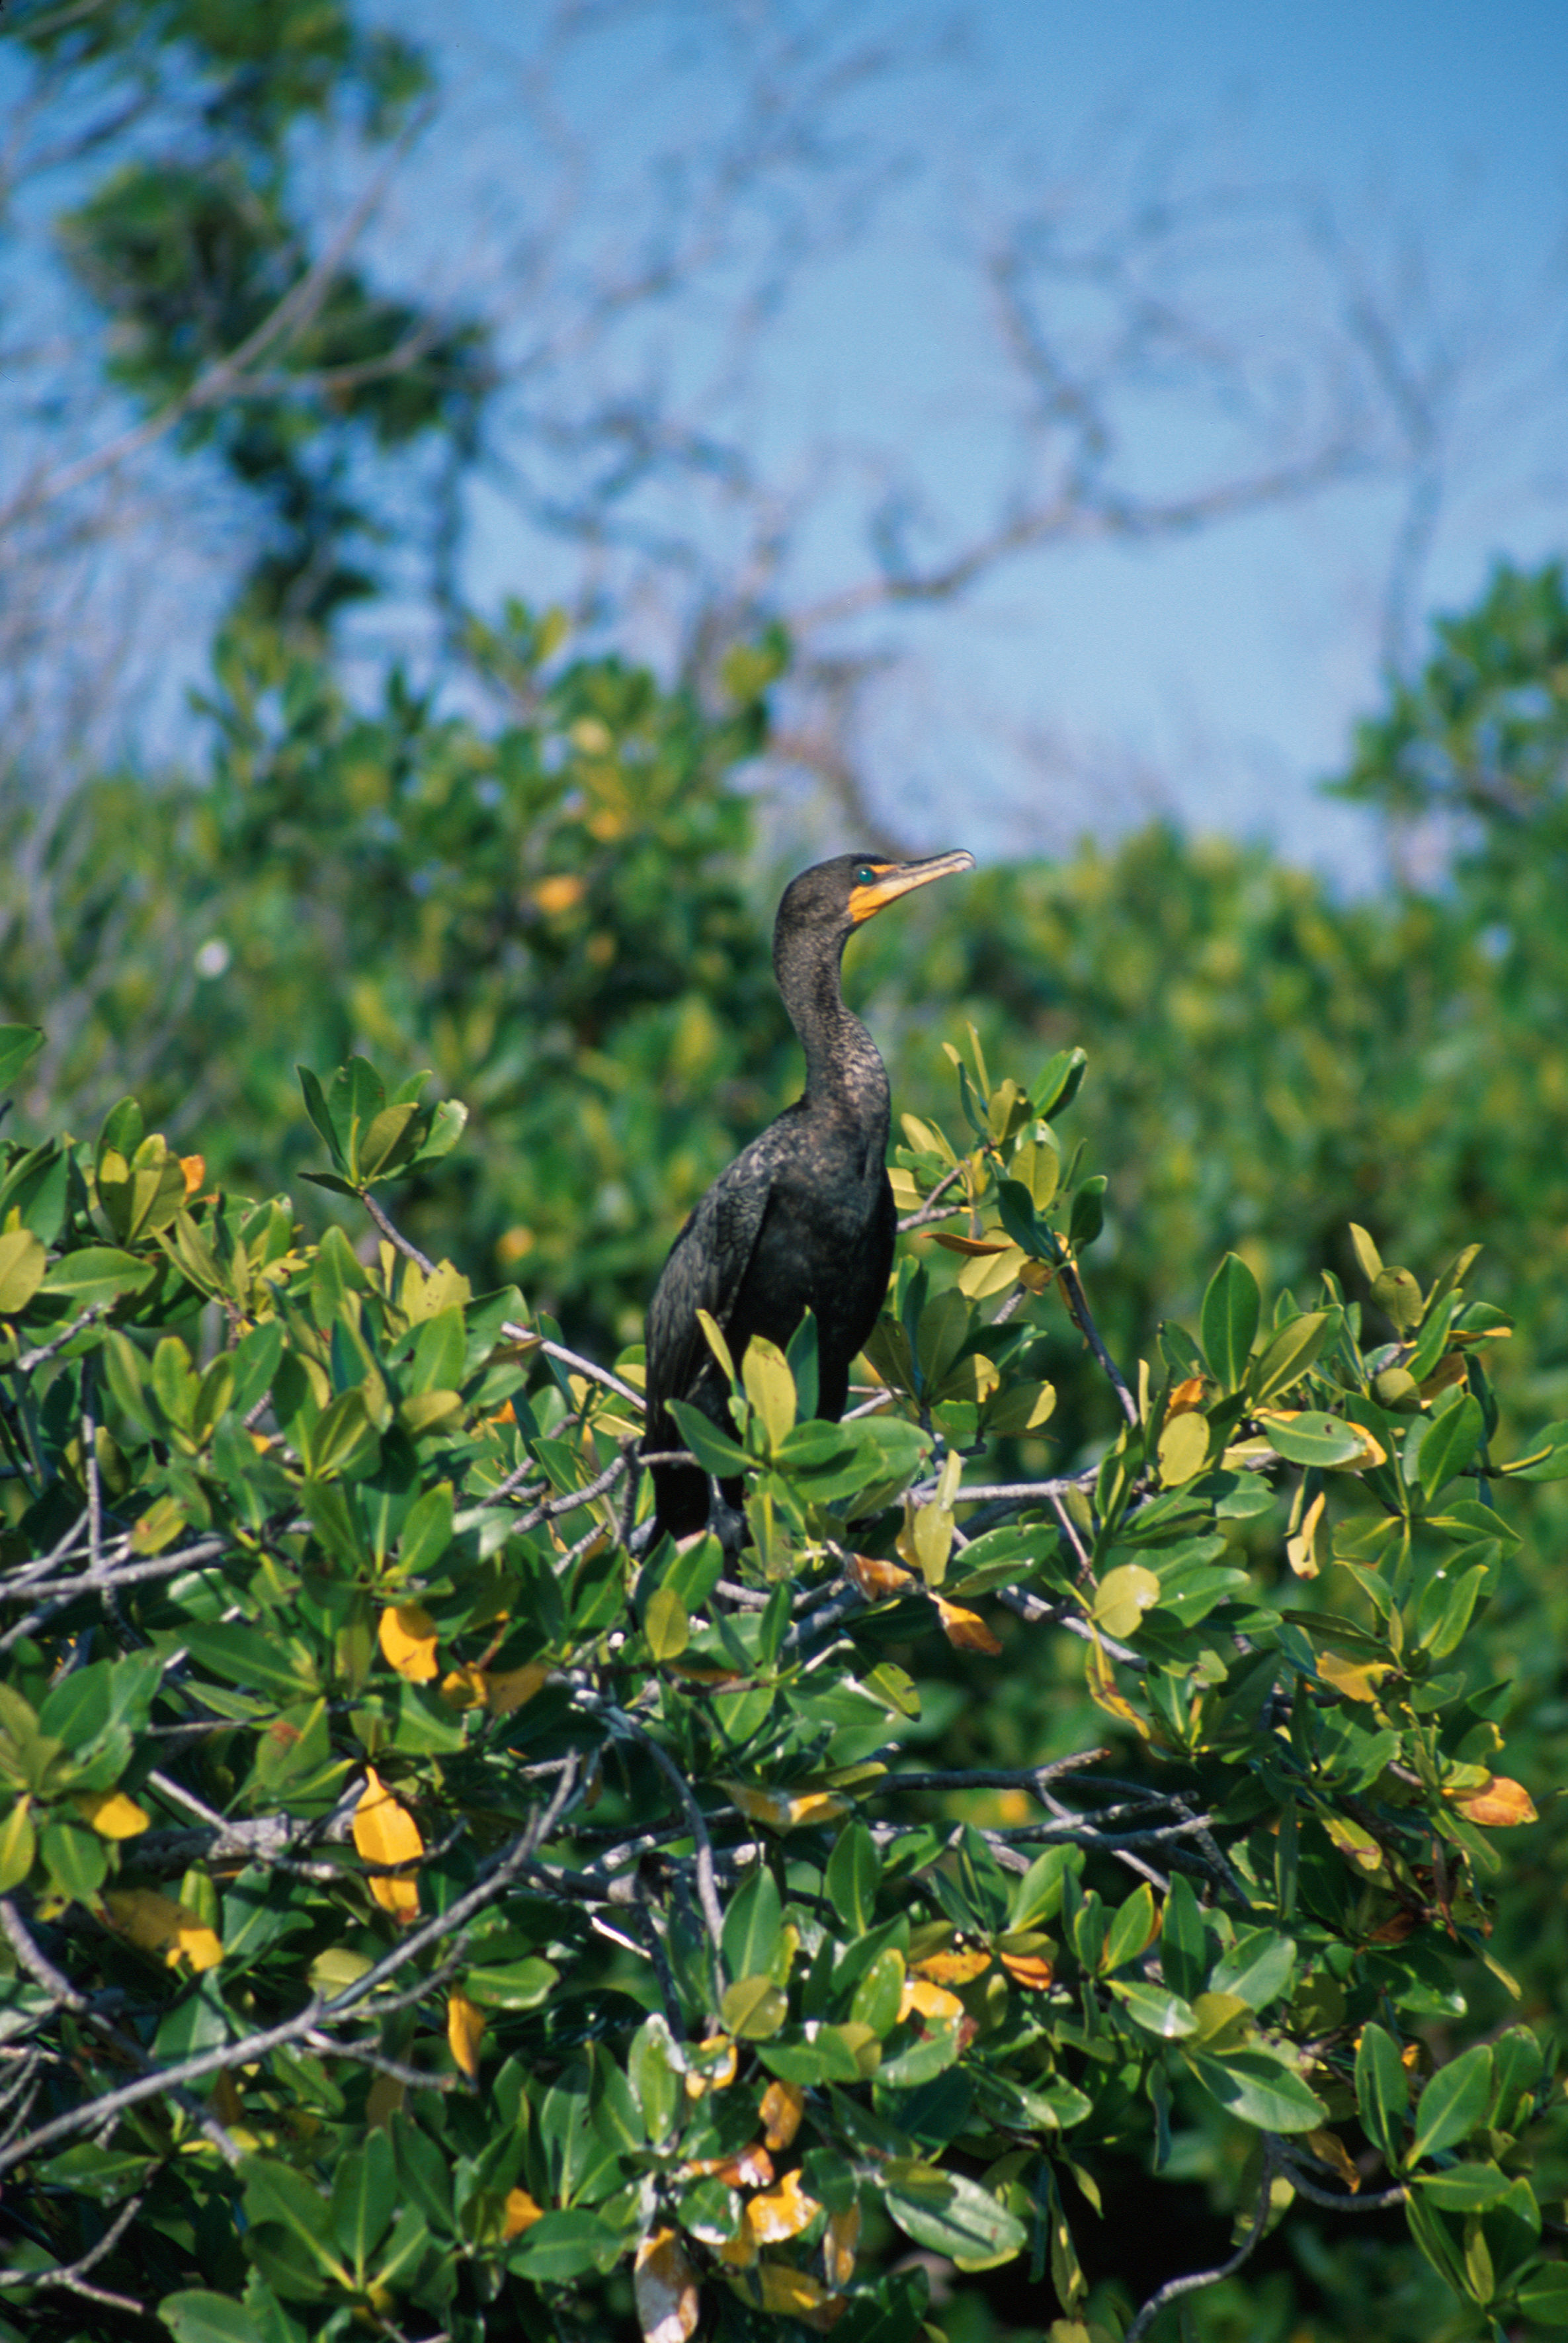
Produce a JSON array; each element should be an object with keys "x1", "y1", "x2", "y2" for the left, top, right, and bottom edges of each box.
[{"x1": 643, "y1": 848, "x2": 974, "y2": 1540}]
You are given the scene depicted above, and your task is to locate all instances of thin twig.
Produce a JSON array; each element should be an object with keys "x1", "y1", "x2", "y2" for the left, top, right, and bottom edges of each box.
[
  {"x1": 897, "y1": 1163, "x2": 970, "y2": 1231},
  {"x1": 13, "y1": 1304, "x2": 106, "y2": 1374},
  {"x1": 1124, "y1": 2139, "x2": 1278, "y2": 2342},
  {"x1": 0, "y1": 2177, "x2": 153, "y2": 2310},
  {"x1": 1058, "y1": 1260, "x2": 1139, "y2": 1430},
  {"x1": 501, "y1": 1321, "x2": 645, "y2": 1410},
  {"x1": 588, "y1": 1700, "x2": 725, "y2": 1976}
]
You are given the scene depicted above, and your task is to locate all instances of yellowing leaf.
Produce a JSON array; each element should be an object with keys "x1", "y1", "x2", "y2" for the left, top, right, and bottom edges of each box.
[
  {"x1": 900, "y1": 1976, "x2": 965, "y2": 2022},
  {"x1": 848, "y1": 1553, "x2": 915, "y2": 1602},
  {"x1": 914, "y1": 1946, "x2": 992, "y2": 1985},
  {"x1": 352, "y1": 1766, "x2": 423, "y2": 1920},
  {"x1": 366, "y1": 2072, "x2": 404, "y2": 2129},
  {"x1": 103, "y1": 1889, "x2": 223, "y2": 1972},
  {"x1": 930, "y1": 1595, "x2": 1003, "y2": 1654},
  {"x1": 1304, "y1": 2128, "x2": 1361, "y2": 2193},
  {"x1": 503, "y1": 2189, "x2": 546, "y2": 2238},
  {"x1": 747, "y1": 2170, "x2": 822, "y2": 2244},
  {"x1": 71, "y1": 1789, "x2": 148, "y2": 1839},
  {"x1": 1287, "y1": 1489, "x2": 1327, "y2": 1579},
  {"x1": 378, "y1": 1604, "x2": 440, "y2": 1682},
  {"x1": 825, "y1": 2201, "x2": 861, "y2": 2289},
  {"x1": 1091, "y1": 1563, "x2": 1161, "y2": 1640},
  {"x1": 1157, "y1": 1409, "x2": 1210, "y2": 1488},
  {"x1": 684, "y1": 2034, "x2": 739, "y2": 2097},
  {"x1": 438, "y1": 1665, "x2": 487, "y2": 1709},
  {"x1": 722, "y1": 1782, "x2": 848, "y2": 1832},
  {"x1": 447, "y1": 1989, "x2": 487, "y2": 2079},
  {"x1": 532, "y1": 873, "x2": 587, "y2": 916},
  {"x1": 1450, "y1": 1775, "x2": 1538, "y2": 1827},
  {"x1": 179, "y1": 1154, "x2": 207, "y2": 1197},
  {"x1": 1167, "y1": 1376, "x2": 1206, "y2": 1412},
  {"x1": 634, "y1": 2227, "x2": 700, "y2": 2343},
  {"x1": 485, "y1": 1663, "x2": 549, "y2": 1714},
  {"x1": 761, "y1": 2079, "x2": 805, "y2": 2151},
  {"x1": 757, "y1": 2263, "x2": 841, "y2": 2329},
  {"x1": 1317, "y1": 1650, "x2": 1391, "y2": 1704},
  {"x1": 1085, "y1": 1636, "x2": 1151, "y2": 1737},
  {"x1": 999, "y1": 1948, "x2": 1055, "y2": 1991}
]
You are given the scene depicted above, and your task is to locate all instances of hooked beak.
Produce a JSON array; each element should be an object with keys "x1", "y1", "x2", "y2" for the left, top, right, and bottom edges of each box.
[{"x1": 847, "y1": 848, "x2": 975, "y2": 925}]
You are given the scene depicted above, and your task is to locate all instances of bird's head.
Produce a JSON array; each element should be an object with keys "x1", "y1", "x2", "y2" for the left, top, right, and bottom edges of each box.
[{"x1": 776, "y1": 849, "x2": 976, "y2": 948}]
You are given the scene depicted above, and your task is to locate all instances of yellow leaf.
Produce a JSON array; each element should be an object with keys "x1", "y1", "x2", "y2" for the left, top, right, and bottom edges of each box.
[
  {"x1": 1092, "y1": 1563, "x2": 1161, "y2": 1641},
  {"x1": 761, "y1": 2079, "x2": 805, "y2": 2151},
  {"x1": 377, "y1": 1605, "x2": 440, "y2": 1682},
  {"x1": 1317, "y1": 1650, "x2": 1391, "y2": 1704},
  {"x1": 747, "y1": 2170, "x2": 822, "y2": 2243},
  {"x1": 930, "y1": 1595, "x2": 1002, "y2": 1655},
  {"x1": 722, "y1": 1782, "x2": 848, "y2": 1832},
  {"x1": 1450, "y1": 1775, "x2": 1538, "y2": 1827},
  {"x1": 848, "y1": 1553, "x2": 915, "y2": 1602},
  {"x1": 447, "y1": 1989, "x2": 487, "y2": 2079},
  {"x1": 999, "y1": 1948, "x2": 1055, "y2": 1992},
  {"x1": 825, "y1": 2203, "x2": 860, "y2": 2290},
  {"x1": 915, "y1": 1946, "x2": 992, "y2": 1985},
  {"x1": 1304, "y1": 2128, "x2": 1361, "y2": 2193},
  {"x1": 503, "y1": 2189, "x2": 546, "y2": 2239},
  {"x1": 438, "y1": 1665, "x2": 487, "y2": 1709},
  {"x1": 485, "y1": 1663, "x2": 549, "y2": 1714},
  {"x1": 900, "y1": 1977, "x2": 965, "y2": 2022},
  {"x1": 634, "y1": 2227, "x2": 700, "y2": 2343},
  {"x1": 103, "y1": 1889, "x2": 224, "y2": 1972},
  {"x1": 757, "y1": 2263, "x2": 841, "y2": 2328},
  {"x1": 1287, "y1": 1490, "x2": 1327, "y2": 1579},
  {"x1": 683, "y1": 2034, "x2": 738, "y2": 2097},
  {"x1": 71, "y1": 1789, "x2": 148, "y2": 1839},
  {"x1": 1157, "y1": 1409, "x2": 1210, "y2": 1488},
  {"x1": 179, "y1": 1154, "x2": 206, "y2": 1198},
  {"x1": 742, "y1": 1336, "x2": 796, "y2": 1451},
  {"x1": 352, "y1": 1766, "x2": 423, "y2": 1920},
  {"x1": 1085, "y1": 1636, "x2": 1151, "y2": 1737}
]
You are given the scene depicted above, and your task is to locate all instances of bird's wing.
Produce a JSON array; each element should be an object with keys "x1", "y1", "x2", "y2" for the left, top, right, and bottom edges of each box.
[{"x1": 645, "y1": 1137, "x2": 781, "y2": 1431}]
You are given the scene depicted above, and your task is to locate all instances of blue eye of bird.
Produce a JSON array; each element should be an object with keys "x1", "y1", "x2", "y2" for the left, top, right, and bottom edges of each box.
[{"x1": 855, "y1": 864, "x2": 877, "y2": 884}]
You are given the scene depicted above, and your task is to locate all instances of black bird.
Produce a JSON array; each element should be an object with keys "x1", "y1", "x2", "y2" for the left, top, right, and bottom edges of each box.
[{"x1": 643, "y1": 848, "x2": 974, "y2": 1540}]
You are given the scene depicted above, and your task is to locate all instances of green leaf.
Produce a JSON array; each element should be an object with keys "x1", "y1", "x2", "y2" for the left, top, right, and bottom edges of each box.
[
  {"x1": 1261, "y1": 1411, "x2": 1368, "y2": 1467},
  {"x1": 241, "y1": 2158, "x2": 349, "y2": 2285},
  {"x1": 296, "y1": 1067, "x2": 345, "y2": 1171},
  {"x1": 1501, "y1": 1419, "x2": 1568, "y2": 1482},
  {"x1": 826, "y1": 1821, "x2": 882, "y2": 1938},
  {"x1": 1417, "y1": 1395, "x2": 1483, "y2": 1497},
  {"x1": 1109, "y1": 1980, "x2": 1196, "y2": 2038},
  {"x1": 398, "y1": 1482, "x2": 453, "y2": 1575},
  {"x1": 1517, "y1": 2265, "x2": 1568, "y2": 2324},
  {"x1": 1413, "y1": 2163, "x2": 1516, "y2": 2211},
  {"x1": 1091, "y1": 1563, "x2": 1160, "y2": 1640},
  {"x1": 722, "y1": 1862, "x2": 782, "y2": 1981},
  {"x1": 159, "y1": 2293, "x2": 268, "y2": 2343},
  {"x1": 508, "y1": 2209, "x2": 621, "y2": 2281},
  {"x1": 1100, "y1": 1882, "x2": 1159, "y2": 1973},
  {"x1": 1372, "y1": 1264, "x2": 1424, "y2": 1335},
  {"x1": 1210, "y1": 1929, "x2": 1295, "y2": 2012},
  {"x1": 1032, "y1": 1046, "x2": 1087, "y2": 1120},
  {"x1": 1355, "y1": 2020, "x2": 1409, "y2": 2164},
  {"x1": 722, "y1": 1976, "x2": 788, "y2": 2038},
  {"x1": 1250, "y1": 1310, "x2": 1333, "y2": 1403},
  {"x1": 1067, "y1": 1174, "x2": 1107, "y2": 1251},
  {"x1": 1202, "y1": 1254, "x2": 1260, "y2": 1389},
  {"x1": 645, "y1": 1584, "x2": 690, "y2": 1661},
  {"x1": 1410, "y1": 2044, "x2": 1493, "y2": 2162},
  {"x1": 329, "y1": 2133, "x2": 395, "y2": 2276},
  {"x1": 668, "y1": 1398, "x2": 748, "y2": 1478},
  {"x1": 884, "y1": 2164, "x2": 1028, "y2": 2262},
  {"x1": 466, "y1": 1958, "x2": 558, "y2": 2010},
  {"x1": 741, "y1": 1335, "x2": 796, "y2": 1450},
  {"x1": 1188, "y1": 2048, "x2": 1325, "y2": 2133},
  {"x1": 39, "y1": 1245, "x2": 155, "y2": 1307}
]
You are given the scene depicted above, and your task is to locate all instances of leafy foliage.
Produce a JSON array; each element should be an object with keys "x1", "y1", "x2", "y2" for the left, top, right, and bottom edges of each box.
[{"x1": 0, "y1": 1018, "x2": 1563, "y2": 2342}]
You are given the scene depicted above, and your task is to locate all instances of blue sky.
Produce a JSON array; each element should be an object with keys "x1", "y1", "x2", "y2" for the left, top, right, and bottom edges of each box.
[{"x1": 400, "y1": 0, "x2": 1567, "y2": 875}]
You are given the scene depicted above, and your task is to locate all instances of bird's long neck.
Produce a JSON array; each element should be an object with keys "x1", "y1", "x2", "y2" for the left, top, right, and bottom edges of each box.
[{"x1": 774, "y1": 920, "x2": 889, "y2": 1138}]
